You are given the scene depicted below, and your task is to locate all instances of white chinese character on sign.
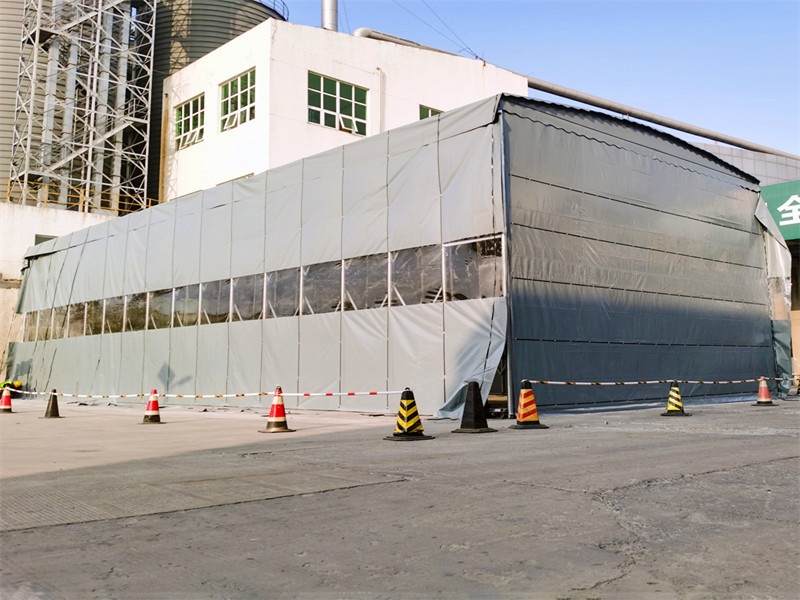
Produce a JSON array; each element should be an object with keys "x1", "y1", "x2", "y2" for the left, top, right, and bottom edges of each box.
[{"x1": 777, "y1": 194, "x2": 800, "y2": 226}]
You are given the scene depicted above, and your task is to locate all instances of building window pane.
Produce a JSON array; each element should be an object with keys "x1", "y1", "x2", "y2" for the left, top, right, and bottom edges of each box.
[
  {"x1": 86, "y1": 300, "x2": 104, "y2": 336},
  {"x1": 220, "y1": 68, "x2": 255, "y2": 132},
  {"x1": 148, "y1": 289, "x2": 173, "y2": 330},
  {"x1": 391, "y1": 245, "x2": 443, "y2": 306},
  {"x1": 174, "y1": 285, "x2": 200, "y2": 327},
  {"x1": 36, "y1": 309, "x2": 52, "y2": 340},
  {"x1": 232, "y1": 274, "x2": 265, "y2": 321},
  {"x1": 124, "y1": 293, "x2": 147, "y2": 332},
  {"x1": 51, "y1": 306, "x2": 68, "y2": 339},
  {"x1": 67, "y1": 304, "x2": 85, "y2": 338},
  {"x1": 104, "y1": 297, "x2": 125, "y2": 334},
  {"x1": 445, "y1": 236, "x2": 503, "y2": 301},
  {"x1": 344, "y1": 253, "x2": 388, "y2": 310},
  {"x1": 175, "y1": 94, "x2": 205, "y2": 150},
  {"x1": 201, "y1": 280, "x2": 231, "y2": 324},
  {"x1": 308, "y1": 71, "x2": 367, "y2": 136},
  {"x1": 266, "y1": 268, "x2": 300, "y2": 318},
  {"x1": 419, "y1": 105, "x2": 442, "y2": 120},
  {"x1": 23, "y1": 312, "x2": 38, "y2": 342},
  {"x1": 302, "y1": 261, "x2": 341, "y2": 315}
]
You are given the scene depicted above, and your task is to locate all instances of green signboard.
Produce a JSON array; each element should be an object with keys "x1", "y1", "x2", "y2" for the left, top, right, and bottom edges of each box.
[{"x1": 762, "y1": 180, "x2": 800, "y2": 241}]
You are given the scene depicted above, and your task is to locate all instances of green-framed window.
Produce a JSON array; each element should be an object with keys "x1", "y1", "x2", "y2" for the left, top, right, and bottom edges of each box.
[
  {"x1": 175, "y1": 94, "x2": 205, "y2": 150},
  {"x1": 220, "y1": 69, "x2": 256, "y2": 132},
  {"x1": 307, "y1": 72, "x2": 367, "y2": 136},
  {"x1": 419, "y1": 105, "x2": 442, "y2": 120}
]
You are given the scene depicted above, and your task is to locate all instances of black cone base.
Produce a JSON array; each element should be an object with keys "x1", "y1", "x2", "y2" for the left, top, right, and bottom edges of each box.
[
  {"x1": 661, "y1": 411, "x2": 691, "y2": 417},
  {"x1": 509, "y1": 421, "x2": 549, "y2": 429},
  {"x1": 752, "y1": 402, "x2": 777, "y2": 407},
  {"x1": 384, "y1": 432, "x2": 434, "y2": 441},
  {"x1": 452, "y1": 427, "x2": 496, "y2": 433},
  {"x1": 452, "y1": 382, "x2": 496, "y2": 434}
]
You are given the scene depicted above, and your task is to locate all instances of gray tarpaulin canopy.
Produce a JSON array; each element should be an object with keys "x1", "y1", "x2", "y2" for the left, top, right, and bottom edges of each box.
[{"x1": 6, "y1": 95, "x2": 790, "y2": 415}]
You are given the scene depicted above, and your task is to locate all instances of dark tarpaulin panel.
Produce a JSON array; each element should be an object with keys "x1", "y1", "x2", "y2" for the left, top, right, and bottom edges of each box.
[{"x1": 501, "y1": 98, "x2": 775, "y2": 408}]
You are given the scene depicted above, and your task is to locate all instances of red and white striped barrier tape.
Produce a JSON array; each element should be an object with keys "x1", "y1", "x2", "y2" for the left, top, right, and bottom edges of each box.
[
  {"x1": 281, "y1": 390, "x2": 405, "y2": 397},
  {"x1": 525, "y1": 377, "x2": 795, "y2": 386},
  {"x1": 7, "y1": 377, "x2": 794, "y2": 399},
  {"x1": 8, "y1": 389, "x2": 405, "y2": 399}
]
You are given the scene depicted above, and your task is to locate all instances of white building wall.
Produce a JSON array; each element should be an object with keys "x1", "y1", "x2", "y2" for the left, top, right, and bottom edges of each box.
[
  {"x1": 0, "y1": 204, "x2": 113, "y2": 280},
  {"x1": 162, "y1": 19, "x2": 528, "y2": 201}
]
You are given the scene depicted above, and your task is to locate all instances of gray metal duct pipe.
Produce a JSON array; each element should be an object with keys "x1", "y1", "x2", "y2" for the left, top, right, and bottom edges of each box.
[
  {"x1": 353, "y1": 27, "x2": 799, "y2": 161},
  {"x1": 322, "y1": 0, "x2": 337, "y2": 32},
  {"x1": 524, "y1": 75, "x2": 800, "y2": 161}
]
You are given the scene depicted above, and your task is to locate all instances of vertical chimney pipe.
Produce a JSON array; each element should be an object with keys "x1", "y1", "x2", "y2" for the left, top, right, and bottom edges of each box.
[{"x1": 322, "y1": 0, "x2": 338, "y2": 31}]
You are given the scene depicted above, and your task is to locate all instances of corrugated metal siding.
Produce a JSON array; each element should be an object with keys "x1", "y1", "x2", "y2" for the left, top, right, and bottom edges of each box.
[{"x1": 0, "y1": 0, "x2": 24, "y2": 180}]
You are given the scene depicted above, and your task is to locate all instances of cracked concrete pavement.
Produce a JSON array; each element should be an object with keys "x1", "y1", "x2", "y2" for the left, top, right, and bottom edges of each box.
[{"x1": 1, "y1": 396, "x2": 798, "y2": 599}]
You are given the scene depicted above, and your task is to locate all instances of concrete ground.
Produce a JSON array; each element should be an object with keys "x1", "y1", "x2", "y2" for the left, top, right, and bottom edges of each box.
[{"x1": 0, "y1": 393, "x2": 798, "y2": 599}]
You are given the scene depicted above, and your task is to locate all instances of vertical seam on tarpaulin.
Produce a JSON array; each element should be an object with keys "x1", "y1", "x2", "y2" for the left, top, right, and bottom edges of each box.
[
  {"x1": 497, "y1": 110, "x2": 516, "y2": 416},
  {"x1": 139, "y1": 209, "x2": 153, "y2": 398},
  {"x1": 260, "y1": 172, "x2": 269, "y2": 408},
  {"x1": 480, "y1": 123, "x2": 500, "y2": 397},
  {"x1": 168, "y1": 197, "x2": 179, "y2": 396},
  {"x1": 225, "y1": 185, "x2": 234, "y2": 403},
  {"x1": 338, "y1": 146, "x2": 344, "y2": 406},
  {"x1": 194, "y1": 193, "x2": 206, "y2": 399},
  {"x1": 384, "y1": 134, "x2": 391, "y2": 410},
  {"x1": 296, "y1": 160, "x2": 304, "y2": 400},
  {"x1": 437, "y1": 113, "x2": 447, "y2": 406}
]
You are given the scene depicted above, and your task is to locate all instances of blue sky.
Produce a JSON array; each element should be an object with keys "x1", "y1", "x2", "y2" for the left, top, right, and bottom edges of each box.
[{"x1": 287, "y1": 0, "x2": 800, "y2": 155}]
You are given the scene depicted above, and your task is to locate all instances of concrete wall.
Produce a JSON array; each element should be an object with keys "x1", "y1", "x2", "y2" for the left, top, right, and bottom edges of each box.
[
  {"x1": 161, "y1": 19, "x2": 528, "y2": 201},
  {"x1": 0, "y1": 203, "x2": 114, "y2": 279}
]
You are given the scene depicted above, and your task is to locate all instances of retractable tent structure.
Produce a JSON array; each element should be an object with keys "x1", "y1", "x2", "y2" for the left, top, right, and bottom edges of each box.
[{"x1": 7, "y1": 95, "x2": 791, "y2": 416}]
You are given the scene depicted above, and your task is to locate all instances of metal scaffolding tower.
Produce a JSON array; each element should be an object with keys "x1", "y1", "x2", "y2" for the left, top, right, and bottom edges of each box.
[{"x1": 10, "y1": 0, "x2": 155, "y2": 213}]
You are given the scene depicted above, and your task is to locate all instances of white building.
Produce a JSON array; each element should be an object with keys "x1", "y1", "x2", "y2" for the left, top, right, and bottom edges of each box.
[{"x1": 160, "y1": 18, "x2": 529, "y2": 201}]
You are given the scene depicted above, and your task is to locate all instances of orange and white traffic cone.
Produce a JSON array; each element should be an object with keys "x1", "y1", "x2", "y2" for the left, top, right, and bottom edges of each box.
[
  {"x1": 752, "y1": 377, "x2": 776, "y2": 407},
  {"x1": 142, "y1": 389, "x2": 163, "y2": 423},
  {"x1": 0, "y1": 387, "x2": 12, "y2": 413},
  {"x1": 259, "y1": 386, "x2": 294, "y2": 433},
  {"x1": 510, "y1": 380, "x2": 548, "y2": 429}
]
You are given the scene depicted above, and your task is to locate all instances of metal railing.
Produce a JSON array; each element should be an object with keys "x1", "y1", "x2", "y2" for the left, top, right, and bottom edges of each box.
[
  {"x1": 2, "y1": 178, "x2": 159, "y2": 215},
  {"x1": 254, "y1": 0, "x2": 289, "y2": 20}
]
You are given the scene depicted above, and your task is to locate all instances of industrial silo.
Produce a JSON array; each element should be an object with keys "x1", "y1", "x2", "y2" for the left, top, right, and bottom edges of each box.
[
  {"x1": 0, "y1": 0, "x2": 25, "y2": 183},
  {"x1": 148, "y1": 0, "x2": 289, "y2": 199}
]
